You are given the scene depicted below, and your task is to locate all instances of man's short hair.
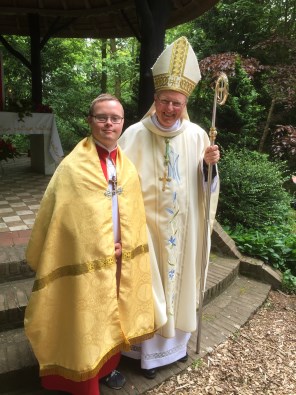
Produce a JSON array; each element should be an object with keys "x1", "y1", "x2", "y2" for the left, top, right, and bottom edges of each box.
[{"x1": 89, "y1": 93, "x2": 122, "y2": 115}]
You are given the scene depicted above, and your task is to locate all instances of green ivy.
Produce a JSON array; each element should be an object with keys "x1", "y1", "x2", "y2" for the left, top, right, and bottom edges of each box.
[
  {"x1": 282, "y1": 270, "x2": 296, "y2": 294},
  {"x1": 226, "y1": 223, "x2": 296, "y2": 293}
]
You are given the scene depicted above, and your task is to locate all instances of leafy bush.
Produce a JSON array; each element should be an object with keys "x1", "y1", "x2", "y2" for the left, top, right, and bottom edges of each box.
[
  {"x1": 0, "y1": 137, "x2": 20, "y2": 161},
  {"x1": 217, "y1": 147, "x2": 295, "y2": 292},
  {"x1": 8, "y1": 134, "x2": 30, "y2": 154},
  {"x1": 282, "y1": 270, "x2": 296, "y2": 294},
  {"x1": 217, "y1": 148, "x2": 291, "y2": 229},
  {"x1": 271, "y1": 125, "x2": 296, "y2": 171},
  {"x1": 226, "y1": 223, "x2": 296, "y2": 293}
]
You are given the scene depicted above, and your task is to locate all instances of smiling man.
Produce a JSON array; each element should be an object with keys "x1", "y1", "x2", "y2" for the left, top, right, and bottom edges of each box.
[
  {"x1": 119, "y1": 37, "x2": 220, "y2": 379},
  {"x1": 24, "y1": 94, "x2": 156, "y2": 395}
]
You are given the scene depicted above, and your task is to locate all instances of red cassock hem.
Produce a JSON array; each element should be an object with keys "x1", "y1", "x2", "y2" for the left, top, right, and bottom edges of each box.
[{"x1": 41, "y1": 353, "x2": 121, "y2": 395}]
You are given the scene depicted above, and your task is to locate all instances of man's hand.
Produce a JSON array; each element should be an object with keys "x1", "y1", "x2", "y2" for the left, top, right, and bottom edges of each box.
[
  {"x1": 115, "y1": 242, "x2": 122, "y2": 258},
  {"x1": 204, "y1": 145, "x2": 220, "y2": 165}
]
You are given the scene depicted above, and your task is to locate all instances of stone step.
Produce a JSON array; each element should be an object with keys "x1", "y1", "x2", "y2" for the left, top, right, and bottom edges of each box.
[
  {"x1": 0, "y1": 254, "x2": 240, "y2": 332},
  {"x1": 0, "y1": 245, "x2": 34, "y2": 284},
  {"x1": 0, "y1": 253, "x2": 240, "y2": 393},
  {"x1": 0, "y1": 154, "x2": 278, "y2": 394},
  {"x1": 0, "y1": 278, "x2": 33, "y2": 331},
  {"x1": 0, "y1": 274, "x2": 271, "y2": 395}
]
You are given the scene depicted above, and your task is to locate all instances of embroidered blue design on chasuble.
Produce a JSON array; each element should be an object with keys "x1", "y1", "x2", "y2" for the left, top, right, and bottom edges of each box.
[
  {"x1": 167, "y1": 147, "x2": 180, "y2": 183},
  {"x1": 164, "y1": 144, "x2": 181, "y2": 315}
]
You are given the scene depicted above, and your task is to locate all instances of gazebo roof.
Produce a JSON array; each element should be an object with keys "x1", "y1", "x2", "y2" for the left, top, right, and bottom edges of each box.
[{"x1": 0, "y1": 0, "x2": 218, "y2": 39}]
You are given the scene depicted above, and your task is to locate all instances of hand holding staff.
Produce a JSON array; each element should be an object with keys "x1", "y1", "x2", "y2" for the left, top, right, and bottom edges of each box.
[{"x1": 196, "y1": 73, "x2": 229, "y2": 354}]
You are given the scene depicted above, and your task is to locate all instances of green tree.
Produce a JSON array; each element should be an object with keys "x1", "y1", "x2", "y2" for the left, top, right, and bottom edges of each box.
[
  {"x1": 192, "y1": 0, "x2": 296, "y2": 154},
  {"x1": 193, "y1": 0, "x2": 295, "y2": 57},
  {"x1": 2, "y1": 36, "x2": 31, "y2": 105},
  {"x1": 1, "y1": 36, "x2": 140, "y2": 151},
  {"x1": 188, "y1": 57, "x2": 264, "y2": 150}
]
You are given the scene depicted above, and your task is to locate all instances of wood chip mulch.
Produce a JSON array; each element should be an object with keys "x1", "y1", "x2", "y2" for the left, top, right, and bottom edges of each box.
[{"x1": 145, "y1": 290, "x2": 296, "y2": 395}]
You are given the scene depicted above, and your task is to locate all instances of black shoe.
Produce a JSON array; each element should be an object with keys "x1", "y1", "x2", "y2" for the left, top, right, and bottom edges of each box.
[
  {"x1": 142, "y1": 368, "x2": 157, "y2": 379},
  {"x1": 101, "y1": 370, "x2": 126, "y2": 390},
  {"x1": 178, "y1": 353, "x2": 188, "y2": 363}
]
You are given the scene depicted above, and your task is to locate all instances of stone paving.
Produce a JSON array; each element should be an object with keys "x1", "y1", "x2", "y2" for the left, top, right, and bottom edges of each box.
[
  {"x1": 0, "y1": 273, "x2": 271, "y2": 395},
  {"x1": 0, "y1": 157, "x2": 274, "y2": 395},
  {"x1": 0, "y1": 156, "x2": 50, "y2": 233}
]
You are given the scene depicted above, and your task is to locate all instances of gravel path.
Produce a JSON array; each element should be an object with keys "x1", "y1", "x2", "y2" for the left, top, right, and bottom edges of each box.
[{"x1": 145, "y1": 290, "x2": 296, "y2": 395}]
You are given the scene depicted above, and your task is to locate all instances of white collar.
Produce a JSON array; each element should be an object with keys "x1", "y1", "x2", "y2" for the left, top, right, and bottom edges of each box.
[{"x1": 151, "y1": 113, "x2": 181, "y2": 132}]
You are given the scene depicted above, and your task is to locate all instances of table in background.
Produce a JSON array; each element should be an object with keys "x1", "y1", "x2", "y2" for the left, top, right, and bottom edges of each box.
[{"x1": 0, "y1": 112, "x2": 64, "y2": 175}]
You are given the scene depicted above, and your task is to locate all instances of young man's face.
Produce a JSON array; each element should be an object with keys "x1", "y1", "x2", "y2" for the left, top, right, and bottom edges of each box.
[
  {"x1": 88, "y1": 100, "x2": 124, "y2": 150},
  {"x1": 154, "y1": 90, "x2": 187, "y2": 128}
]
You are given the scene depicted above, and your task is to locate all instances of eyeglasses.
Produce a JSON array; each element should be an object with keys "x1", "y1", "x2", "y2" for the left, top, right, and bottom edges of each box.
[
  {"x1": 156, "y1": 96, "x2": 186, "y2": 109},
  {"x1": 91, "y1": 114, "x2": 124, "y2": 124}
]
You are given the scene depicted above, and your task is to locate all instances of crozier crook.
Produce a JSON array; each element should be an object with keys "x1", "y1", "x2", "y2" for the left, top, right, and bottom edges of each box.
[{"x1": 196, "y1": 73, "x2": 229, "y2": 354}]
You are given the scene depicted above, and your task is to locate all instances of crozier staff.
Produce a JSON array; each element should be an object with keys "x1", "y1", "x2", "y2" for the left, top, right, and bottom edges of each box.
[{"x1": 196, "y1": 72, "x2": 229, "y2": 354}]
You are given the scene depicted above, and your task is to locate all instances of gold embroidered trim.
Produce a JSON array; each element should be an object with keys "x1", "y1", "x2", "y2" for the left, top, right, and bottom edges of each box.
[
  {"x1": 154, "y1": 74, "x2": 195, "y2": 97},
  {"x1": 154, "y1": 37, "x2": 195, "y2": 96},
  {"x1": 122, "y1": 243, "x2": 149, "y2": 260},
  {"x1": 39, "y1": 328, "x2": 156, "y2": 382},
  {"x1": 33, "y1": 243, "x2": 149, "y2": 292},
  {"x1": 169, "y1": 36, "x2": 188, "y2": 78}
]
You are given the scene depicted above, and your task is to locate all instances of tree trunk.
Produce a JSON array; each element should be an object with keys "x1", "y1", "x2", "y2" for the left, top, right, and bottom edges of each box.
[
  {"x1": 28, "y1": 14, "x2": 42, "y2": 107},
  {"x1": 135, "y1": 0, "x2": 172, "y2": 117},
  {"x1": 110, "y1": 38, "x2": 121, "y2": 98},
  {"x1": 101, "y1": 39, "x2": 107, "y2": 93},
  {"x1": 258, "y1": 98, "x2": 276, "y2": 152}
]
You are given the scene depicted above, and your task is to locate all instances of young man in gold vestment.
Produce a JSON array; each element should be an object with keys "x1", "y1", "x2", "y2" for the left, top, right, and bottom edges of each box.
[
  {"x1": 119, "y1": 37, "x2": 220, "y2": 379},
  {"x1": 25, "y1": 94, "x2": 156, "y2": 395}
]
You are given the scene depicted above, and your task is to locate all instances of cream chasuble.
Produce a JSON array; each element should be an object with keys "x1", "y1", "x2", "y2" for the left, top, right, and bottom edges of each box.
[
  {"x1": 119, "y1": 116, "x2": 219, "y2": 340},
  {"x1": 24, "y1": 137, "x2": 155, "y2": 381}
]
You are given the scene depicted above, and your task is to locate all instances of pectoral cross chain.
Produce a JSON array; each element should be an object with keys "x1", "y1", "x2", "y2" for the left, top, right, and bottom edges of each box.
[
  {"x1": 110, "y1": 176, "x2": 117, "y2": 192},
  {"x1": 159, "y1": 138, "x2": 172, "y2": 191}
]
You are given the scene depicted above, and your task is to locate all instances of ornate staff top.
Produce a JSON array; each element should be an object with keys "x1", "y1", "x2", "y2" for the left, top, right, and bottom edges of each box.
[{"x1": 210, "y1": 72, "x2": 229, "y2": 145}]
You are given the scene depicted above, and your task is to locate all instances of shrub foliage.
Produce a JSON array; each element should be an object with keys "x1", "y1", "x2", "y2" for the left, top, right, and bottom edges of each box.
[
  {"x1": 227, "y1": 223, "x2": 296, "y2": 294},
  {"x1": 218, "y1": 148, "x2": 296, "y2": 293},
  {"x1": 217, "y1": 148, "x2": 291, "y2": 229}
]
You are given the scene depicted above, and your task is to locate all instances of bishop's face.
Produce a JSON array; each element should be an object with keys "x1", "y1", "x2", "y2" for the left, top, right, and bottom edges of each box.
[{"x1": 154, "y1": 90, "x2": 187, "y2": 128}]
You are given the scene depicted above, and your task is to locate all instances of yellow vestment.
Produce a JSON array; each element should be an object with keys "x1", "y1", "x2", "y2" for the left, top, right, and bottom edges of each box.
[{"x1": 24, "y1": 136, "x2": 155, "y2": 381}]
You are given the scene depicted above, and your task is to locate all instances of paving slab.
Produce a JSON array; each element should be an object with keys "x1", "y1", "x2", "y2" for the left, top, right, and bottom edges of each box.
[
  {"x1": 0, "y1": 275, "x2": 271, "y2": 395},
  {"x1": 0, "y1": 158, "x2": 273, "y2": 394}
]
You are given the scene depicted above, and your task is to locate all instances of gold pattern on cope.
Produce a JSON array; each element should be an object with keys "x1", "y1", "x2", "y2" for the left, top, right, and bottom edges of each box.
[{"x1": 24, "y1": 138, "x2": 155, "y2": 382}]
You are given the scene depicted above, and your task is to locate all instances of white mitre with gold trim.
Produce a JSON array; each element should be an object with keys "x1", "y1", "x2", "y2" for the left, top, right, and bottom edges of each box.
[{"x1": 152, "y1": 36, "x2": 201, "y2": 97}]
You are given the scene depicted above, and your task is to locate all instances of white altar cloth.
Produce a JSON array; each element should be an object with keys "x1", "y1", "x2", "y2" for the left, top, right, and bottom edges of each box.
[{"x1": 0, "y1": 112, "x2": 64, "y2": 175}]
